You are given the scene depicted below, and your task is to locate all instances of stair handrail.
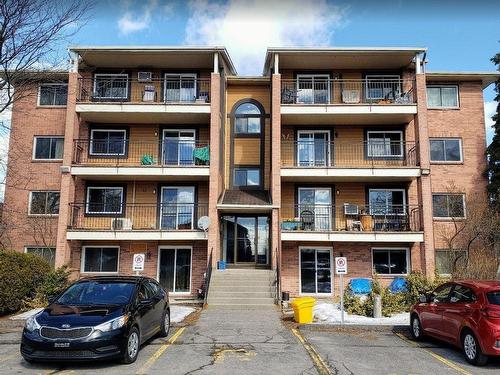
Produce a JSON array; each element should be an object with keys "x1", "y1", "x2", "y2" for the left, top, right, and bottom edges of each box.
[
  {"x1": 274, "y1": 246, "x2": 281, "y2": 304},
  {"x1": 203, "y1": 248, "x2": 213, "y2": 307}
]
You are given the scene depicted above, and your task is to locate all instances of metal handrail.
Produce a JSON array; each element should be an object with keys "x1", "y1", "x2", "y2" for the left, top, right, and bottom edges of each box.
[{"x1": 203, "y1": 248, "x2": 213, "y2": 306}]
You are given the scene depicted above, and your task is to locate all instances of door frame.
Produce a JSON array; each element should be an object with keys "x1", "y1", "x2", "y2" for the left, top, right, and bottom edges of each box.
[
  {"x1": 297, "y1": 187, "x2": 333, "y2": 230},
  {"x1": 156, "y1": 246, "x2": 193, "y2": 295},
  {"x1": 296, "y1": 130, "x2": 331, "y2": 167},
  {"x1": 298, "y1": 246, "x2": 334, "y2": 296},
  {"x1": 159, "y1": 186, "x2": 196, "y2": 230}
]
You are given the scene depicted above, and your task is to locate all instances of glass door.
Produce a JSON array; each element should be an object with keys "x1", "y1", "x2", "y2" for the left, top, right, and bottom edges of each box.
[
  {"x1": 160, "y1": 186, "x2": 195, "y2": 229},
  {"x1": 162, "y1": 129, "x2": 196, "y2": 165},
  {"x1": 164, "y1": 73, "x2": 197, "y2": 102},
  {"x1": 296, "y1": 74, "x2": 330, "y2": 104},
  {"x1": 297, "y1": 131, "x2": 330, "y2": 166},
  {"x1": 298, "y1": 188, "x2": 332, "y2": 230},
  {"x1": 236, "y1": 217, "x2": 256, "y2": 263},
  {"x1": 300, "y1": 248, "x2": 332, "y2": 294},
  {"x1": 158, "y1": 247, "x2": 191, "y2": 293}
]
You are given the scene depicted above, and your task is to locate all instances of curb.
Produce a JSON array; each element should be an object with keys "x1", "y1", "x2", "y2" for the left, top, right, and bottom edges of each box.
[{"x1": 299, "y1": 323, "x2": 410, "y2": 332}]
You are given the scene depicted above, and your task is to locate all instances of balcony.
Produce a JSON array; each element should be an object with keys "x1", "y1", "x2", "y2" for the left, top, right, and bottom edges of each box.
[
  {"x1": 280, "y1": 204, "x2": 423, "y2": 243},
  {"x1": 75, "y1": 77, "x2": 211, "y2": 123},
  {"x1": 281, "y1": 140, "x2": 420, "y2": 181},
  {"x1": 67, "y1": 203, "x2": 208, "y2": 241},
  {"x1": 280, "y1": 78, "x2": 417, "y2": 125},
  {"x1": 71, "y1": 139, "x2": 210, "y2": 179}
]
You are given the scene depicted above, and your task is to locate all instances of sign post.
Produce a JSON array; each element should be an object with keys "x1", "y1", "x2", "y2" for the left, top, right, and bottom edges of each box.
[
  {"x1": 335, "y1": 257, "x2": 348, "y2": 325},
  {"x1": 133, "y1": 253, "x2": 145, "y2": 276}
]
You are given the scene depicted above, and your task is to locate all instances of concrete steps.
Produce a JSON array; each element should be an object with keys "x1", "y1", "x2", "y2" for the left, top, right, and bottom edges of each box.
[{"x1": 207, "y1": 269, "x2": 276, "y2": 307}]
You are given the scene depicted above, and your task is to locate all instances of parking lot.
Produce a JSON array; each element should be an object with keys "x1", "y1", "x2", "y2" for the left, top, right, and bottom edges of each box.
[{"x1": 1, "y1": 316, "x2": 500, "y2": 374}]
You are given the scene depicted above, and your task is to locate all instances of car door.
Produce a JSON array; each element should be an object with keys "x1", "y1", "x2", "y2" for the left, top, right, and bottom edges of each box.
[
  {"x1": 441, "y1": 284, "x2": 477, "y2": 344},
  {"x1": 145, "y1": 280, "x2": 164, "y2": 333},
  {"x1": 136, "y1": 282, "x2": 156, "y2": 340},
  {"x1": 420, "y1": 283, "x2": 453, "y2": 337}
]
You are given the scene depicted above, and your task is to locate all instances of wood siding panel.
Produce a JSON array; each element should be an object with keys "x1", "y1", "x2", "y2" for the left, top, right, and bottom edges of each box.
[{"x1": 233, "y1": 138, "x2": 261, "y2": 165}]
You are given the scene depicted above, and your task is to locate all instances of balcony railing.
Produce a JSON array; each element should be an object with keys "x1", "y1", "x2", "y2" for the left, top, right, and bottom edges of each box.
[
  {"x1": 77, "y1": 78, "x2": 211, "y2": 104},
  {"x1": 72, "y1": 140, "x2": 210, "y2": 167},
  {"x1": 281, "y1": 204, "x2": 422, "y2": 232},
  {"x1": 69, "y1": 203, "x2": 208, "y2": 231},
  {"x1": 281, "y1": 141, "x2": 418, "y2": 168},
  {"x1": 281, "y1": 79, "x2": 415, "y2": 105}
]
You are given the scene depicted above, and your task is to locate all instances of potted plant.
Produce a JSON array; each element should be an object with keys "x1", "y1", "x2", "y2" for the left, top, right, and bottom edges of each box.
[{"x1": 282, "y1": 218, "x2": 300, "y2": 231}]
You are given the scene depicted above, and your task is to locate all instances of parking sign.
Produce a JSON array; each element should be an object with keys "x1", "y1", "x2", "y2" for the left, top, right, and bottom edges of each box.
[
  {"x1": 133, "y1": 253, "x2": 145, "y2": 272},
  {"x1": 335, "y1": 257, "x2": 347, "y2": 274}
]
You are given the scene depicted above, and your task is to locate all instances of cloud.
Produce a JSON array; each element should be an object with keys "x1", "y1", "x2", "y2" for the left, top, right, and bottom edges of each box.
[
  {"x1": 117, "y1": 0, "x2": 159, "y2": 35},
  {"x1": 484, "y1": 101, "x2": 496, "y2": 145},
  {"x1": 184, "y1": 0, "x2": 347, "y2": 75}
]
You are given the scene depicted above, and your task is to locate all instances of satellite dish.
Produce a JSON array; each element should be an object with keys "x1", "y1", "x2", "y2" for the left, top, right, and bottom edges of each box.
[{"x1": 197, "y1": 216, "x2": 211, "y2": 231}]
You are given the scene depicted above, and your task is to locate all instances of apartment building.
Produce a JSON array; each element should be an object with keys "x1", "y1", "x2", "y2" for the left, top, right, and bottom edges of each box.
[{"x1": 3, "y1": 46, "x2": 498, "y2": 303}]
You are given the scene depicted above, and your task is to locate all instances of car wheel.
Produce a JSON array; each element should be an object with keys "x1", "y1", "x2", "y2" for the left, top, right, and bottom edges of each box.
[
  {"x1": 122, "y1": 327, "x2": 140, "y2": 364},
  {"x1": 462, "y1": 330, "x2": 488, "y2": 366},
  {"x1": 410, "y1": 315, "x2": 423, "y2": 340},
  {"x1": 159, "y1": 308, "x2": 170, "y2": 338}
]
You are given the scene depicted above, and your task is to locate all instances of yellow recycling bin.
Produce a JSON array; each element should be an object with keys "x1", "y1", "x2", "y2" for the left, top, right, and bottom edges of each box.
[{"x1": 291, "y1": 297, "x2": 316, "y2": 324}]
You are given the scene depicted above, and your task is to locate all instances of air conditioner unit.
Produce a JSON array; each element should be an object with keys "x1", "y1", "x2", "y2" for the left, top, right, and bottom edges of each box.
[
  {"x1": 111, "y1": 218, "x2": 132, "y2": 230},
  {"x1": 137, "y1": 71, "x2": 152, "y2": 82},
  {"x1": 344, "y1": 203, "x2": 359, "y2": 215}
]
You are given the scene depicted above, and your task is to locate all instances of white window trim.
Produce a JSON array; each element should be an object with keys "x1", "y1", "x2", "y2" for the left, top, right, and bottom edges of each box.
[
  {"x1": 371, "y1": 247, "x2": 410, "y2": 276},
  {"x1": 161, "y1": 129, "x2": 196, "y2": 165},
  {"x1": 233, "y1": 168, "x2": 261, "y2": 187},
  {"x1": 160, "y1": 186, "x2": 195, "y2": 230},
  {"x1": 81, "y1": 246, "x2": 120, "y2": 274},
  {"x1": 432, "y1": 193, "x2": 467, "y2": 220},
  {"x1": 85, "y1": 186, "x2": 124, "y2": 215},
  {"x1": 89, "y1": 129, "x2": 127, "y2": 156},
  {"x1": 296, "y1": 74, "x2": 331, "y2": 104},
  {"x1": 368, "y1": 188, "x2": 407, "y2": 215},
  {"x1": 426, "y1": 85, "x2": 459, "y2": 109},
  {"x1": 164, "y1": 73, "x2": 197, "y2": 102},
  {"x1": 28, "y1": 191, "x2": 60, "y2": 216},
  {"x1": 366, "y1": 130, "x2": 404, "y2": 158},
  {"x1": 156, "y1": 246, "x2": 193, "y2": 295},
  {"x1": 93, "y1": 73, "x2": 129, "y2": 99},
  {"x1": 298, "y1": 187, "x2": 333, "y2": 230},
  {"x1": 296, "y1": 130, "x2": 331, "y2": 166},
  {"x1": 365, "y1": 75, "x2": 401, "y2": 100},
  {"x1": 37, "y1": 83, "x2": 68, "y2": 107},
  {"x1": 32, "y1": 136, "x2": 64, "y2": 161},
  {"x1": 299, "y1": 246, "x2": 334, "y2": 296},
  {"x1": 429, "y1": 138, "x2": 463, "y2": 163}
]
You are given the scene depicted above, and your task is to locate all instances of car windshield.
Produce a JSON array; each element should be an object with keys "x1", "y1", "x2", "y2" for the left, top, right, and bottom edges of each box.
[
  {"x1": 56, "y1": 281, "x2": 135, "y2": 305},
  {"x1": 486, "y1": 291, "x2": 500, "y2": 305}
]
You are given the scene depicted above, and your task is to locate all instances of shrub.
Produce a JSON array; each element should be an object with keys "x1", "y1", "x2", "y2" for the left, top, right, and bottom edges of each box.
[
  {"x1": 23, "y1": 266, "x2": 71, "y2": 309},
  {"x1": 0, "y1": 249, "x2": 51, "y2": 315}
]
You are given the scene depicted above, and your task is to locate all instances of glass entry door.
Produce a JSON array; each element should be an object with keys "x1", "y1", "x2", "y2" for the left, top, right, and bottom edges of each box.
[
  {"x1": 297, "y1": 131, "x2": 330, "y2": 166},
  {"x1": 221, "y1": 215, "x2": 269, "y2": 265},
  {"x1": 300, "y1": 248, "x2": 332, "y2": 294},
  {"x1": 158, "y1": 247, "x2": 191, "y2": 293},
  {"x1": 162, "y1": 129, "x2": 196, "y2": 166}
]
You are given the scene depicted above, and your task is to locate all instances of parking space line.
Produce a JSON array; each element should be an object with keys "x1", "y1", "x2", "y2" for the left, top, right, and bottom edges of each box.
[
  {"x1": 135, "y1": 327, "x2": 185, "y2": 375},
  {"x1": 291, "y1": 328, "x2": 332, "y2": 375},
  {"x1": 395, "y1": 333, "x2": 472, "y2": 375}
]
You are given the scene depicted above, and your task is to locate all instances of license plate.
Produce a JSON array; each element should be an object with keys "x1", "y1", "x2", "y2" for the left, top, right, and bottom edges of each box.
[{"x1": 54, "y1": 342, "x2": 70, "y2": 348}]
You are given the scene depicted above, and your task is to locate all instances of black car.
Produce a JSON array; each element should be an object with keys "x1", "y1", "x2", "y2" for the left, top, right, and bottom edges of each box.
[{"x1": 21, "y1": 276, "x2": 170, "y2": 364}]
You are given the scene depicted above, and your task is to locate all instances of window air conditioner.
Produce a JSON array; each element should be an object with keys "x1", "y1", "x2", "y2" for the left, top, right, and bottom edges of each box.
[
  {"x1": 343, "y1": 203, "x2": 359, "y2": 215},
  {"x1": 137, "y1": 71, "x2": 152, "y2": 82}
]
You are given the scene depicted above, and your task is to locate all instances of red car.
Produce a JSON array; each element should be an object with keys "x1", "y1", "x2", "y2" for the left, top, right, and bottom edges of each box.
[{"x1": 410, "y1": 280, "x2": 500, "y2": 366}]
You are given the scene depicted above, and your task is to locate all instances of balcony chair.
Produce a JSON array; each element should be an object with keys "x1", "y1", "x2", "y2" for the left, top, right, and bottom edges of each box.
[
  {"x1": 300, "y1": 210, "x2": 315, "y2": 231},
  {"x1": 281, "y1": 88, "x2": 298, "y2": 104},
  {"x1": 142, "y1": 85, "x2": 156, "y2": 102}
]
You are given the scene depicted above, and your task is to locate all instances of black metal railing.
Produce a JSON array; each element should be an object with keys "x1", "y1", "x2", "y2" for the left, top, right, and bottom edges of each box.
[
  {"x1": 203, "y1": 249, "x2": 213, "y2": 306},
  {"x1": 281, "y1": 140, "x2": 418, "y2": 168},
  {"x1": 281, "y1": 78, "x2": 415, "y2": 105},
  {"x1": 281, "y1": 204, "x2": 422, "y2": 232},
  {"x1": 77, "y1": 77, "x2": 211, "y2": 103},
  {"x1": 72, "y1": 139, "x2": 210, "y2": 167},
  {"x1": 68, "y1": 203, "x2": 208, "y2": 231}
]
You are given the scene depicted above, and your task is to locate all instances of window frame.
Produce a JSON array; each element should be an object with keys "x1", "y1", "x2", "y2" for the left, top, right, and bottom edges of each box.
[
  {"x1": 89, "y1": 129, "x2": 128, "y2": 157},
  {"x1": 81, "y1": 246, "x2": 120, "y2": 274},
  {"x1": 371, "y1": 247, "x2": 410, "y2": 276},
  {"x1": 28, "y1": 191, "x2": 60, "y2": 216},
  {"x1": 156, "y1": 246, "x2": 193, "y2": 295},
  {"x1": 85, "y1": 186, "x2": 125, "y2": 216},
  {"x1": 93, "y1": 73, "x2": 129, "y2": 100},
  {"x1": 368, "y1": 188, "x2": 407, "y2": 215},
  {"x1": 432, "y1": 193, "x2": 466, "y2": 220},
  {"x1": 426, "y1": 84, "x2": 459, "y2": 109},
  {"x1": 298, "y1": 246, "x2": 333, "y2": 296},
  {"x1": 24, "y1": 246, "x2": 56, "y2": 268},
  {"x1": 37, "y1": 82, "x2": 68, "y2": 107},
  {"x1": 429, "y1": 138, "x2": 463, "y2": 163},
  {"x1": 296, "y1": 74, "x2": 331, "y2": 104},
  {"x1": 233, "y1": 167, "x2": 261, "y2": 188},
  {"x1": 365, "y1": 74, "x2": 401, "y2": 100},
  {"x1": 366, "y1": 130, "x2": 404, "y2": 158},
  {"x1": 32, "y1": 136, "x2": 64, "y2": 161},
  {"x1": 164, "y1": 73, "x2": 197, "y2": 103}
]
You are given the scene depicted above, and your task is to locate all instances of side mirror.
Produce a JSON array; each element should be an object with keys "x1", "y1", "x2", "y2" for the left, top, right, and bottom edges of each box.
[
  {"x1": 419, "y1": 294, "x2": 428, "y2": 303},
  {"x1": 47, "y1": 296, "x2": 56, "y2": 304}
]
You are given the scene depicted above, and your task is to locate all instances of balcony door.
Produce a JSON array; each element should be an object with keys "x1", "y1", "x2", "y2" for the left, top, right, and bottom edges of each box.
[
  {"x1": 160, "y1": 186, "x2": 195, "y2": 230},
  {"x1": 300, "y1": 247, "x2": 332, "y2": 295},
  {"x1": 297, "y1": 130, "x2": 330, "y2": 167},
  {"x1": 162, "y1": 129, "x2": 196, "y2": 166},
  {"x1": 298, "y1": 188, "x2": 332, "y2": 230},
  {"x1": 296, "y1": 74, "x2": 330, "y2": 104},
  {"x1": 164, "y1": 73, "x2": 197, "y2": 102}
]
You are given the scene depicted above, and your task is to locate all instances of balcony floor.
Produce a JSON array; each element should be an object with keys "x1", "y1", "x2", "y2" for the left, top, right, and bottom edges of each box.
[
  {"x1": 281, "y1": 167, "x2": 421, "y2": 182},
  {"x1": 67, "y1": 230, "x2": 207, "y2": 241},
  {"x1": 281, "y1": 230, "x2": 424, "y2": 243},
  {"x1": 70, "y1": 165, "x2": 210, "y2": 180}
]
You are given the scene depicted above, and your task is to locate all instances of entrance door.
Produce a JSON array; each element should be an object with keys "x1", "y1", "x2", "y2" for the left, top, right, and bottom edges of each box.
[
  {"x1": 300, "y1": 248, "x2": 332, "y2": 294},
  {"x1": 158, "y1": 247, "x2": 192, "y2": 294},
  {"x1": 297, "y1": 131, "x2": 330, "y2": 167},
  {"x1": 162, "y1": 129, "x2": 196, "y2": 166}
]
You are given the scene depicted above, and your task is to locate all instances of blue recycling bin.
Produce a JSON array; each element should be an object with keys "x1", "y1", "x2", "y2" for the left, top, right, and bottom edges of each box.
[{"x1": 217, "y1": 260, "x2": 226, "y2": 270}]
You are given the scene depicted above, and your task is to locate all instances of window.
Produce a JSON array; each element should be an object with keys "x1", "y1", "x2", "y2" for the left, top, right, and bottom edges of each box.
[
  {"x1": 432, "y1": 284, "x2": 453, "y2": 303},
  {"x1": 372, "y1": 248, "x2": 409, "y2": 275},
  {"x1": 29, "y1": 191, "x2": 60, "y2": 215},
  {"x1": 33, "y1": 137, "x2": 64, "y2": 160},
  {"x1": 233, "y1": 168, "x2": 260, "y2": 187},
  {"x1": 435, "y1": 249, "x2": 467, "y2": 275},
  {"x1": 158, "y1": 247, "x2": 192, "y2": 293},
  {"x1": 430, "y1": 138, "x2": 462, "y2": 162},
  {"x1": 432, "y1": 194, "x2": 465, "y2": 219},
  {"x1": 90, "y1": 129, "x2": 127, "y2": 156},
  {"x1": 25, "y1": 247, "x2": 56, "y2": 268},
  {"x1": 367, "y1": 131, "x2": 403, "y2": 157},
  {"x1": 368, "y1": 188, "x2": 406, "y2": 214},
  {"x1": 450, "y1": 284, "x2": 476, "y2": 303},
  {"x1": 300, "y1": 248, "x2": 332, "y2": 294},
  {"x1": 82, "y1": 247, "x2": 119, "y2": 273},
  {"x1": 38, "y1": 83, "x2": 68, "y2": 106},
  {"x1": 427, "y1": 85, "x2": 459, "y2": 108},
  {"x1": 93, "y1": 74, "x2": 128, "y2": 99},
  {"x1": 234, "y1": 102, "x2": 262, "y2": 135},
  {"x1": 365, "y1": 75, "x2": 401, "y2": 100},
  {"x1": 86, "y1": 186, "x2": 124, "y2": 214}
]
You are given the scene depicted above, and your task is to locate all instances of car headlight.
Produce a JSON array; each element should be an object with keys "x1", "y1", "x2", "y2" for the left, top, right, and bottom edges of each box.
[
  {"x1": 94, "y1": 315, "x2": 129, "y2": 333},
  {"x1": 25, "y1": 313, "x2": 41, "y2": 332}
]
